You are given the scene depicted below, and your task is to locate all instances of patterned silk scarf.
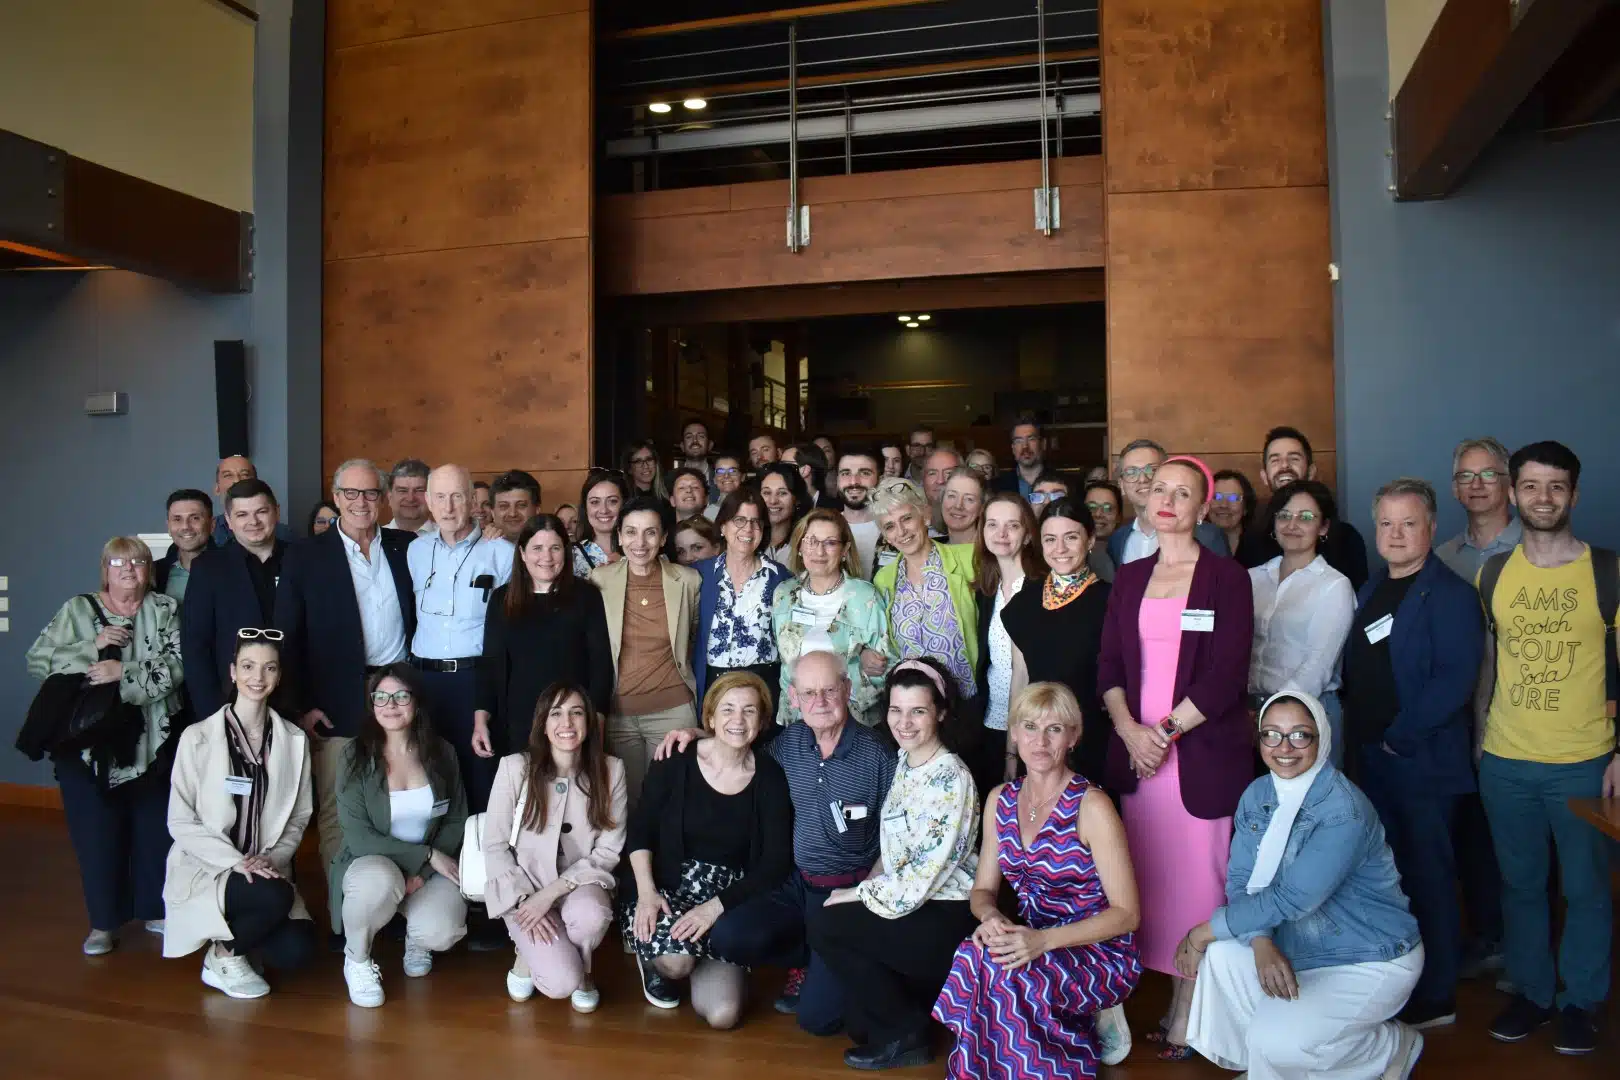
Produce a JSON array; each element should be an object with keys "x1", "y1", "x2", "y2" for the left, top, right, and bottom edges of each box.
[
  {"x1": 1042, "y1": 568, "x2": 1097, "y2": 611},
  {"x1": 224, "y1": 706, "x2": 272, "y2": 856}
]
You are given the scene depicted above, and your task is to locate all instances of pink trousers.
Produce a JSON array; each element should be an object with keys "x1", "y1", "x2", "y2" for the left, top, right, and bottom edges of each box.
[{"x1": 504, "y1": 884, "x2": 613, "y2": 999}]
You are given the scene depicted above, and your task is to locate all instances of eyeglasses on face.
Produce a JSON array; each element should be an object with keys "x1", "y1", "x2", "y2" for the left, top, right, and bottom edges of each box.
[
  {"x1": 371, "y1": 689, "x2": 414, "y2": 707},
  {"x1": 797, "y1": 687, "x2": 843, "y2": 702},
  {"x1": 630, "y1": 455, "x2": 657, "y2": 467},
  {"x1": 337, "y1": 487, "x2": 383, "y2": 502},
  {"x1": 1274, "y1": 509, "x2": 1319, "y2": 524},
  {"x1": 801, "y1": 536, "x2": 844, "y2": 552},
  {"x1": 1119, "y1": 465, "x2": 1156, "y2": 482},
  {"x1": 1258, "y1": 729, "x2": 1318, "y2": 748},
  {"x1": 1454, "y1": 469, "x2": 1503, "y2": 485},
  {"x1": 1028, "y1": 492, "x2": 1062, "y2": 505},
  {"x1": 715, "y1": 467, "x2": 741, "y2": 478},
  {"x1": 727, "y1": 516, "x2": 763, "y2": 532},
  {"x1": 1083, "y1": 501, "x2": 1115, "y2": 514},
  {"x1": 237, "y1": 627, "x2": 285, "y2": 642},
  {"x1": 1210, "y1": 492, "x2": 1244, "y2": 504},
  {"x1": 107, "y1": 557, "x2": 151, "y2": 568}
]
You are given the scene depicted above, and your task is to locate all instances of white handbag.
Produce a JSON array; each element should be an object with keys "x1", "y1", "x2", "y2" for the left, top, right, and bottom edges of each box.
[{"x1": 458, "y1": 782, "x2": 527, "y2": 903}]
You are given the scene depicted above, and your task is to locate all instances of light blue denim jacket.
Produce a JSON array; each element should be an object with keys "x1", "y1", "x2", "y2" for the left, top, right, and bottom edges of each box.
[{"x1": 1210, "y1": 767, "x2": 1420, "y2": 971}]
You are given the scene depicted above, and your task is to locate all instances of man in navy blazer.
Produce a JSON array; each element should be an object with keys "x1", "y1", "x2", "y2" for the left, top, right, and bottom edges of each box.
[
  {"x1": 1344, "y1": 477, "x2": 1483, "y2": 1030},
  {"x1": 274, "y1": 459, "x2": 416, "y2": 874},
  {"x1": 181, "y1": 478, "x2": 290, "y2": 720},
  {"x1": 1106, "y1": 437, "x2": 1230, "y2": 565}
]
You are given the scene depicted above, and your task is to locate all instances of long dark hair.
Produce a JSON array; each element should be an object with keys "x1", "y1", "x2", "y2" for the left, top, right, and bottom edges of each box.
[
  {"x1": 1213, "y1": 468, "x2": 1259, "y2": 533},
  {"x1": 883, "y1": 656, "x2": 967, "y2": 755},
  {"x1": 756, "y1": 461, "x2": 811, "y2": 549},
  {"x1": 348, "y1": 663, "x2": 456, "y2": 796},
  {"x1": 228, "y1": 633, "x2": 291, "y2": 716},
  {"x1": 973, "y1": 490, "x2": 1046, "y2": 598},
  {"x1": 506, "y1": 514, "x2": 576, "y2": 619},
  {"x1": 523, "y1": 682, "x2": 615, "y2": 833}
]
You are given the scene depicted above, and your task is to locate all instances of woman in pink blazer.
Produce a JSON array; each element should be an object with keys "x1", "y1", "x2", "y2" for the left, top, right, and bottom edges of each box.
[{"x1": 483, "y1": 681, "x2": 628, "y2": 1013}]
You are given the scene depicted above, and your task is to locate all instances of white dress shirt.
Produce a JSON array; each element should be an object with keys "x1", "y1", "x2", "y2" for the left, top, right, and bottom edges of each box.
[
  {"x1": 338, "y1": 527, "x2": 408, "y2": 667},
  {"x1": 1248, "y1": 554, "x2": 1355, "y2": 697},
  {"x1": 406, "y1": 528, "x2": 515, "y2": 659},
  {"x1": 1122, "y1": 518, "x2": 1159, "y2": 564}
]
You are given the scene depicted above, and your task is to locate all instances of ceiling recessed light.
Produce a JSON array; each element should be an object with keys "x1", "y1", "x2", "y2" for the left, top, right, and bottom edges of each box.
[
  {"x1": 683, "y1": 98, "x2": 708, "y2": 111},
  {"x1": 648, "y1": 102, "x2": 672, "y2": 114},
  {"x1": 916, "y1": 314, "x2": 931, "y2": 321},
  {"x1": 897, "y1": 314, "x2": 912, "y2": 322},
  {"x1": 905, "y1": 321, "x2": 921, "y2": 329}
]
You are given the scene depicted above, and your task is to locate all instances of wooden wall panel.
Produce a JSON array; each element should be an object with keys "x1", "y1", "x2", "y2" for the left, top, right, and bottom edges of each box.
[
  {"x1": 1107, "y1": 186, "x2": 1333, "y2": 456},
  {"x1": 1103, "y1": 0, "x2": 1327, "y2": 194},
  {"x1": 330, "y1": 0, "x2": 587, "y2": 50},
  {"x1": 326, "y1": 11, "x2": 591, "y2": 260},
  {"x1": 601, "y1": 157, "x2": 1103, "y2": 296}
]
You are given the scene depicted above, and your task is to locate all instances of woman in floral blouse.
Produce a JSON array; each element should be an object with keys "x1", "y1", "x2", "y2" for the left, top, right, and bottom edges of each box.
[
  {"x1": 572, "y1": 468, "x2": 628, "y2": 578},
  {"x1": 694, "y1": 490, "x2": 792, "y2": 711},
  {"x1": 809, "y1": 657, "x2": 980, "y2": 1071},
  {"x1": 26, "y1": 535, "x2": 185, "y2": 957},
  {"x1": 770, "y1": 509, "x2": 891, "y2": 728}
]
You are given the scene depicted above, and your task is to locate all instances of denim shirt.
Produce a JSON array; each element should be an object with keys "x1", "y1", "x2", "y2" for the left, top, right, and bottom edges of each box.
[{"x1": 1210, "y1": 768, "x2": 1420, "y2": 972}]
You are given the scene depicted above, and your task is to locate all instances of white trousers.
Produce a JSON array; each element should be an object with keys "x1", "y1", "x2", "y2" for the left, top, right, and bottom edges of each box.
[
  {"x1": 341, "y1": 854, "x2": 468, "y2": 962},
  {"x1": 1187, "y1": 939, "x2": 1423, "y2": 1080}
]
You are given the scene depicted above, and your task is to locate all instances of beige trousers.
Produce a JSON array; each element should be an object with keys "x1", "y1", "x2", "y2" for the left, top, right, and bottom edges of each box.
[
  {"x1": 505, "y1": 884, "x2": 614, "y2": 999},
  {"x1": 608, "y1": 702, "x2": 698, "y2": 812},
  {"x1": 341, "y1": 854, "x2": 467, "y2": 962},
  {"x1": 310, "y1": 735, "x2": 352, "y2": 879}
]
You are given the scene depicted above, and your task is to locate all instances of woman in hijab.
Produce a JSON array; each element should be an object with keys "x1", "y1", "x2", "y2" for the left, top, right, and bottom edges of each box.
[{"x1": 1174, "y1": 690, "x2": 1426, "y2": 1080}]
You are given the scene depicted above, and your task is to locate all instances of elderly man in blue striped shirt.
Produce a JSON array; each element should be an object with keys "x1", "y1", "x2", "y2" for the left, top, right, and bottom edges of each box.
[{"x1": 657, "y1": 649, "x2": 893, "y2": 1034}]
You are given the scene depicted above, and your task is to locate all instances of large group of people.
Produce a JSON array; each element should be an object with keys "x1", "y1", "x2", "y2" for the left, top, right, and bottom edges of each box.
[{"x1": 21, "y1": 417, "x2": 1619, "y2": 1075}]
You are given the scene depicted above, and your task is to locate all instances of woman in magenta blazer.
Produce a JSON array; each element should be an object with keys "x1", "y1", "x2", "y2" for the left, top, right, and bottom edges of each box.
[{"x1": 1097, "y1": 457, "x2": 1254, "y2": 1059}]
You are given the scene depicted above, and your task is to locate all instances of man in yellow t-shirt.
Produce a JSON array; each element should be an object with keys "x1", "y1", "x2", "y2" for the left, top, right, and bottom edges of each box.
[{"x1": 1476, "y1": 442, "x2": 1617, "y2": 1055}]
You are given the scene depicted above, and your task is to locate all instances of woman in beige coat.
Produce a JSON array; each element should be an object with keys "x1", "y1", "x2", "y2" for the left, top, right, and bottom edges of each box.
[
  {"x1": 484, "y1": 681, "x2": 628, "y2": 1012},
  {"x1": 163, "y1": 630, "x2": 313, "y2": 999}
]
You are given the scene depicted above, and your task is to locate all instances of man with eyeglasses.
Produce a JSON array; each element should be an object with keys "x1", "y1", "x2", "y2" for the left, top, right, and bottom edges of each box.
[
  {"x1": 1083, "y1": 480, "x2": 1123, "y2": 582},
  {"x1": 406, "y1": 464, "x2": 515, "y2": 814},
  {"x1": 273, "y1": 458, "x2": 417, "y2": 880},
  {"x1": 992, "y1": 414, "x2": 1047, "y2": 497},
  {"x1": 1236, "y1": 426, "x2": 1368, "y2": 590},
  {"x1": 1436, "y1": 438, "x2": 1521, "y2": 583},
  {"x1": 182, "y1": 477, "x2": 292, "y2": 721},
  {"x1": 837, "y1": 449, "x2": 884, "y2": 579},
  {"x1": 209, "y1": 455, "x2": 294, "y2": 547},
  {"x1": 1026, "y1": 472, "x2": 1070, "y2": 520},
  {"x1": 905, "y1": 426, "x2": 935, "y2": 487},
  {"x1": 1106, "y1": 438, "x2": 1229, "y2": 567},
  {"x1": 652, "y1": 650, "x2": 894, "y2": 1034}
]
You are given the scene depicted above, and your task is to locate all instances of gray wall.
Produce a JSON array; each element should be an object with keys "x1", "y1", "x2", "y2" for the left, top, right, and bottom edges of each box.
[{"x1": 1325, "y1": 0, "x2": 1620, "y2": 547}]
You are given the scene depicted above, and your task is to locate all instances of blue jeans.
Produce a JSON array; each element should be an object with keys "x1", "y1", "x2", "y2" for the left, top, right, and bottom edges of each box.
[
  {"x1": 1478, "y1": 752, "x2": 1612, "y2": 1010},
  {"x1": 707, "y1": 873, "x2": 845, "y2": 1035}
]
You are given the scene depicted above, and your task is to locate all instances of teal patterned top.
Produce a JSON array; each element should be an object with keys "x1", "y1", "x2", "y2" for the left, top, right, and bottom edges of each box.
[
  {"x1": 770, "y1": 573, "x2": 891, "y2": 726},
  {"x1": 25, "y1": 592, "x2": 184, "y2": 787}
]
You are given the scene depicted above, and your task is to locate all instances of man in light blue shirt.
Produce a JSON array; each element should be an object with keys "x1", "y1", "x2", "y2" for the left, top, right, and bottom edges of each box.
[{"x1": 407, "y1": 464, "x2": 514, "y2": 812}]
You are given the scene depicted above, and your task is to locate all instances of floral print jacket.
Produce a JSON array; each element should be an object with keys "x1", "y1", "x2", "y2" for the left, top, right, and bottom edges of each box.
[{"x1": 770, "y1": 573, "x2": 891, "y2": 726}]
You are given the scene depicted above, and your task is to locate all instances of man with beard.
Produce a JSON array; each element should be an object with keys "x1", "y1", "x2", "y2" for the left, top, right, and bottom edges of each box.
[
  {"x1": 675, "y1": 418, "x2": 716, "y2": 485},
  {"x1": 836, "y1": 448, "x2": 883, "y2": 579},
  {"x1": 992, "y1": 414, "x2": 1047, "y2": 497},
  {"x1": 1236, "y1": 426, "x2": 1368, "y2": 589},
  {"x1": 1476, "y1": 441, "x2": 1617, "y2": 1056}
]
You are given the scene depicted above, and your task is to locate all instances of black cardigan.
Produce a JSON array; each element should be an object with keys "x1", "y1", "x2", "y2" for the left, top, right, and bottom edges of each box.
[
  {"x1": 626, "y1": 746, "x2": 793, "y2": 913},
  {"x1": 477, "y1": 582, "x2": 615, "y2": 750}
]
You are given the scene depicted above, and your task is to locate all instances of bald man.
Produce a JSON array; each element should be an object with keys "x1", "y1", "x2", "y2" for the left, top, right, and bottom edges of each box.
[{"x1": 210, "y1": 455, "x2": 294, "y2": 546}]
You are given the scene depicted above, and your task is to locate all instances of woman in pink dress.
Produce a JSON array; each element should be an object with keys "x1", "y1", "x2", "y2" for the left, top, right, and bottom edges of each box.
[{"x1": 1097, "y1": 457, "x2": 1255, "y2": 1059}]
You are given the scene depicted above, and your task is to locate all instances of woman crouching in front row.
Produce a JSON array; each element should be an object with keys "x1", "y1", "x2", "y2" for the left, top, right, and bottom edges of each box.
[{"x1": 1177, "y1": 690, "x2": 1426, "y2": 1080}]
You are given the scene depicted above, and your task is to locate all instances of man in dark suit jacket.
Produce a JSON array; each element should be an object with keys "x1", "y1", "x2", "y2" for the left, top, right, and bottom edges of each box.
[
  {"x1": 181, "y1": 478, "x2": 289, "y2": 719},
  {"x1": 1235, "y1": 425, "x2": 1369, "y2": 590},
  {"x1": 155, "y1": 488, "x2": 216, "y2": 602},
  {"x1": 991, "y1": 413, "x2": 1048, "y2": 498},
  {"x1": 1106, "y1": 438, "x2": 1230, "y2": 565},
  {"x1": 274, "y1": 458, "x2": 416, "y2": 876}
]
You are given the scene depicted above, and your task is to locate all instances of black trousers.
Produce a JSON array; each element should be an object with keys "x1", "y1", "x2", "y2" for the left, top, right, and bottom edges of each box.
[
  {"x1": 223, "y1": 875, "x2": 315, "y2": 970},
  {"x1": 808, "y1": 899, "x2": 975, "y2": 1045},
  {"x1": 55, "y1": 757, "x2": 171, "y2": 931},
  {"x1": 416, "y1": 666, "x2": 494, "y2": 812}
]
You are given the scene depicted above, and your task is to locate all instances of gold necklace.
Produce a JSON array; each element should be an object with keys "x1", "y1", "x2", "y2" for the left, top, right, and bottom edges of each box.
[{"x1": 1021, "y1": 779, "x2": 1067, "y2": 823}]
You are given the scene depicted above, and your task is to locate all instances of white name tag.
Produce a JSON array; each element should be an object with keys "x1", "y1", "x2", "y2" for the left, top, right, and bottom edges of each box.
[
  {"x1": 430, "y1": 799, "x2": 450, "y2": 818},
  {"x1": 876, "y1": 549, "x2": 900, "y2": 568},
  {"x1": 843, "y1": 803, "x2": 869, "y2": 822},
  {"x1": 1181, "y1": 608, "x2": 1215, "y2": 633},
  {"x1": 791, "y1": 606, "x2": 819, "y2": 626},
  {"x1": 224, "y1": 775, "x2": 254, "y2": 797},
  {"x1": 1364, "y1": 613, "x2": 1394, "y2": 644}
]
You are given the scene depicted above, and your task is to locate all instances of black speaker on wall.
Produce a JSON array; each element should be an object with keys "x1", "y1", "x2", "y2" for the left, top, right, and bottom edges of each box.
[{"x1": 215, "y1": 340, "x2": 250, "y2": 459}]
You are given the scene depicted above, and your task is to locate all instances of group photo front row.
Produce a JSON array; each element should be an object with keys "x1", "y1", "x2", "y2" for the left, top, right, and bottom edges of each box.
[{"x1": 17, "y1": 429, "x2": 1618, "y2": 1077}]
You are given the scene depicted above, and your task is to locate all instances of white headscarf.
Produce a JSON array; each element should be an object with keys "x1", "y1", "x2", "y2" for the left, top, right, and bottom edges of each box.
[{"x1": 1245, "y1": 688, "x2": 1333, "y2": 895}]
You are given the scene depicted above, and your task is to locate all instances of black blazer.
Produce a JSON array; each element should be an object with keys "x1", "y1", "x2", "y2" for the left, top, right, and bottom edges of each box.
[
  {"x1": 625, "y1": 747, "x2": 793, "y2": 914},
  {"x1": 273, "y1": 527, "x2": 416, "y2": 738},
  {"x1": 181, "y1": 542, "x2": 283, "y2": 719}
]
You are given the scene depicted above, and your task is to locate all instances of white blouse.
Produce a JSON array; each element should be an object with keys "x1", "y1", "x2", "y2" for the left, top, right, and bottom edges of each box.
[
  {"x1": 388, "y1": 785, "x2": 435, "y2": 844},
  {"x1": 1249, "y1": 555, "x2": 1356, "y2": 697},
  {"x1": 983, "y1": 574, "x2": 1025, "y2": 731},
  {"x1": 856, "y1": 750, "x2": 979, "y2": 919}
]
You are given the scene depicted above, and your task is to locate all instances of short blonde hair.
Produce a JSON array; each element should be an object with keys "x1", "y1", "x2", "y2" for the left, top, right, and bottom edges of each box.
[
  {"x1": 1006, "y1": 681, "x2": 1082, "y2": 732},
  {"x1": 100, "y1": 536, "x2": 155, "y2": 593},
  {"x1": 867, "y1": 476, "x2": 930, "y2": 523},
  {"x1": 701, "y1": 671, "x2": 774, "y2": 732},
  {"x1": 786, "y1": 508, "x2": 862, "y2": 577}
]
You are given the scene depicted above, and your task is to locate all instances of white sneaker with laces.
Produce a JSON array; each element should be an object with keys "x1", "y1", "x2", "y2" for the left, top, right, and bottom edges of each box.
[
  {"x1": 82, "y1": 930, "x2": 115, "y2": 956},
  {"x1": 344, "y1": 956, "x2": 385, "y2": 1008},
  {"x1": 144, "y1": 919, "x2": 165, "y2": 936},
  {"x1": 402, "y1": 936, "x2": 433, "y2": 978},
  {"x1": 506, "y1": 967, "x2": 535, "y2": 1002},
  {"x1": 1096, "y1": 1004, "x2": 1132, "y2": 1066},
  {"x1": 202, "y1": 947, "x2": 270, "y2": 999},
  {"x1": 570, "y1": 983, "x2": 600, "y2": 1014}
]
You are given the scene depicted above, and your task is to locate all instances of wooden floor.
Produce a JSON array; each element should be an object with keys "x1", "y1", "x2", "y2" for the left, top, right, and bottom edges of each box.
[{"x1": 1, "y1": 808, "x2": 1611, "y2": 1079}]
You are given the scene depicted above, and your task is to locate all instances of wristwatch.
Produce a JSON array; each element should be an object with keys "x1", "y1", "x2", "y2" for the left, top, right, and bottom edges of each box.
[{"x1": 1158, "y1": 716, "x2": 1183, "y2": 743}]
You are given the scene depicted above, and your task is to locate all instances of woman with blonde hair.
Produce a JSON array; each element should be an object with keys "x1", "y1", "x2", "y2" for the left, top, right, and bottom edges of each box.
[
  {"x1": 770, "y1": 508, "x2": 891, "y2": 726},
  {"x1": 25, "y1": 536, "x2": 184, "y2": 956}
]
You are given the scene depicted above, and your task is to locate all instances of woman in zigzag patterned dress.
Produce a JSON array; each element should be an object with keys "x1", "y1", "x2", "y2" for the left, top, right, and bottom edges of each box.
[{"x1": 934, "y1": 683, "x2": 1142, "y2": 1079}]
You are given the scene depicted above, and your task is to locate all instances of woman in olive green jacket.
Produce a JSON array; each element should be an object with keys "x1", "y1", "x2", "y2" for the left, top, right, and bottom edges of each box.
[{"x1": 330, "y1": 663, "x2": 468, "y2": 1008}]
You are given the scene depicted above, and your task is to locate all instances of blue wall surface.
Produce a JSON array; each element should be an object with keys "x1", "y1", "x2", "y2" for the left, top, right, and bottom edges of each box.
[{"x1": 1325, "y1": 0, "x2": 1620, "y2": 548}]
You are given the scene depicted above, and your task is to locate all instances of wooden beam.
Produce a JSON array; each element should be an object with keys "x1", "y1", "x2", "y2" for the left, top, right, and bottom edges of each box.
[
  {"x1": 608, "y1": 0, "x2": 944, "y2": 41},
  {"x1": 1393, "y1": 0, "x2": 1611, "y2": 199},
  {"x1": 1541, "y1": 4, "x2": 1620, "y2": 133}
]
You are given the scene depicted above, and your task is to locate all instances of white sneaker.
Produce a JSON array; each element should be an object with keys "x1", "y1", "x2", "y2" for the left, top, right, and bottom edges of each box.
[
  {"x1": 506, "y1": 967, "x2": 535, "y2": 1002},
  {"x1": 202, "y1": 947, "x2": 270, "y2": 999},
  {"x1": 1096, "y1": 1004, "x2": 1132, "y2": 1066},
  {"x1": 144, "y1": 919, "x2": 165, "y2": 936},
  {"x1": 344, "y1": 956, "x2": 385, "y2": 1008},
  {"x1": 1381, "y1": 1023, "x2": 1424, "y2": 1080},
  {"x1": 570, "y1": 982, "x2": 600, "y2": 1014},
  {"x1": 82, "y1": 930, "x2": 115, "y2": 956},
  {"x1": 402, "y1": 936, "x2": 433, "y2": 978}
]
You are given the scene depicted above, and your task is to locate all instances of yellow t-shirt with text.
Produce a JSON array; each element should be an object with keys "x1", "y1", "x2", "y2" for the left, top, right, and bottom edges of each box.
[{"x1": 1481, "y1": 548, "x2": 1616, "y2": 763}]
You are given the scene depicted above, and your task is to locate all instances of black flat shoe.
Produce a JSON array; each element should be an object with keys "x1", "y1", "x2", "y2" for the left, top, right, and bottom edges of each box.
[
  {"x1": 843, "y1": 1033, "x2": 930, "y2": 1071},
  {"x1": 638, "y1": 957, "x2": 680, "y2": 1010}
]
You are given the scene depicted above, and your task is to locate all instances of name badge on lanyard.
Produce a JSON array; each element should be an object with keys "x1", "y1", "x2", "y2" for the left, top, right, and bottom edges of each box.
[
  {"x1": 1181, "y1": 608, "x2": 1215, "y2": 633},
  {"x1": 1364, "y1": 613, "x2": 1394, "y2": 644},
  {"x1": 791, "y1": 606, "x2": 819, "y2": 626},
  {"x1": 224, "y1": 775, "x2": 254, "y2": 797}
]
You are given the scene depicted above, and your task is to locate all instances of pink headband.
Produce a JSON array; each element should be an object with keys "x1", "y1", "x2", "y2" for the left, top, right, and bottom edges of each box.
[
  {"x1": 891, "y1": 659, "x2": 949, "y2": 700},
  {"x1": 1162, "y1": 455, "x2": 1215, "y2": 503}
]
